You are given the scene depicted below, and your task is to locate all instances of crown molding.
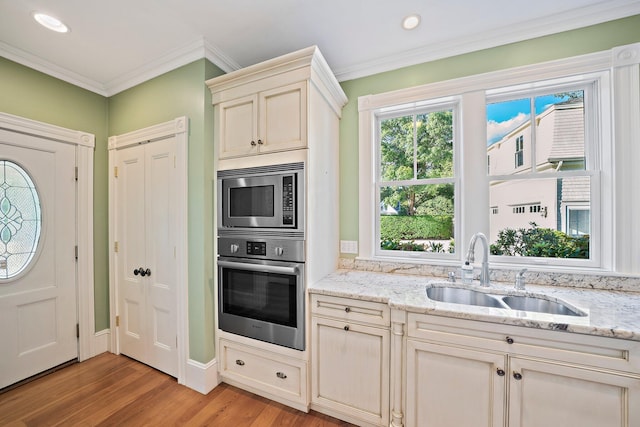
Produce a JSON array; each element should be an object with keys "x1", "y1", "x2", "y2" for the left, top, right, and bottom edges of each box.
[
  {"x1": 0, "y1": 41, "x2": 109, "y2": 96},
  {"x1": 105, "y1": 38, "x2": 210, "y2": 96},
  {"x1": 334, "y1": 0, "x2": 640, "y2": 82}
]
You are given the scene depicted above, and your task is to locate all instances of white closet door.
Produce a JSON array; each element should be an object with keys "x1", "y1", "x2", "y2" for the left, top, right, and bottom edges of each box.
[
  {"x1": 144, "y1": 137, "x2": 177, "y2": 377},
  {"x1": 0, "y1": 130, "x2": 77, "y2": 389},
  {"x1": 116, "y1": 137, "x2": 177, "y2": 377}
]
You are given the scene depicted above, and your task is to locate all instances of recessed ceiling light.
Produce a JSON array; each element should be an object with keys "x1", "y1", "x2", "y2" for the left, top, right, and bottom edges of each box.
[
  {"x1": 33, "y1": 12, "x2": 70, "y2": 33},
  {"x1": 402, "y1": 14, "x2": 421, "y2": 30}
]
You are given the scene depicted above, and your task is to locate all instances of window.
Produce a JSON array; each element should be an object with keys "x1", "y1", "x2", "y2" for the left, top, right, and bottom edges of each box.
[
  {"x1": 375, "y1": 101, "x2": 457, "y2": 256},
  {"x1": 487, "y1": 84, "x2": 595, "y2": 263},
  {"x1": 358, "y1": 44, "x2": 639, "y2": 272},
  {"x1": 0, "y1": 160, "x2": 42, "y2": 280},
  {"x1": 514, "y1": 135, "x2": 524, "y2": 167}
]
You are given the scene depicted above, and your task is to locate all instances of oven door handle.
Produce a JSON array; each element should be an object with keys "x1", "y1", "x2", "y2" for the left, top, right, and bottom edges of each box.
[{"x1": 218, "y1": 260, "x2": 299, "y2": 275}]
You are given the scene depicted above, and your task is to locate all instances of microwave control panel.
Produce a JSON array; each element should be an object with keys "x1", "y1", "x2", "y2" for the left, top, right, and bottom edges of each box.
[{"x1": 282, "y1": 175, "x2": 294, "y2": 225}]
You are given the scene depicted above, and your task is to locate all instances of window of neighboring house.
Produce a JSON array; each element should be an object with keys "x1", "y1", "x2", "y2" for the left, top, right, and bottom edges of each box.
[
  {"x1": 515, "y1": 136, "x2": 524, "y2": 167},
  {"x1": 487, "y1": 83, "x2": 596, "y2": 263},
  {"x1": 375, "y1": 101, "x2": 457, "y2": 257}
]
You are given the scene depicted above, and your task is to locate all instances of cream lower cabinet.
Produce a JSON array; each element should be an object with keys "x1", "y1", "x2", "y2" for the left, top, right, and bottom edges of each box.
[
  {"x1": 406, "y1": 339, "x2": 506, "y2": 427},
  {"x1": 311, "y1": 295, "x2": 390, "y2": 426},
  {"x1": 406, "y1": 313, "x2": 640, "y2": 427},
  {"x1": 508, "y1": 357, "x2": 639, "y2": 427}
]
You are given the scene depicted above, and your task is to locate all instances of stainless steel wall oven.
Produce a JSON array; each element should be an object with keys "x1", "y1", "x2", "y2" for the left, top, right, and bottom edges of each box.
[{"x1": 217, "y1": 237, "x2": 305, "y2": 350}]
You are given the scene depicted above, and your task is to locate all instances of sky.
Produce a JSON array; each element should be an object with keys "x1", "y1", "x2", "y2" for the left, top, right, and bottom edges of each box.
[{"x1": 486, "y1": 94, "x2": 569, "y2": 145}]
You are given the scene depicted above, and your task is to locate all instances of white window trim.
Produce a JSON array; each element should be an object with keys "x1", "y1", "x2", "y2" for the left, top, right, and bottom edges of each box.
[{"x1": 358, "y1": 42, "x2": 640, "y2": 274}]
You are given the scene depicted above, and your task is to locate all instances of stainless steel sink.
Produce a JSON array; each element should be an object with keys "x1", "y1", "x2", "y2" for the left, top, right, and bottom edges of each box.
[
  {"x1": 426, "y1": 286, "x2": 504, "y2": 308},
  {"x1": 502, "y1": 295, "x2": 586, "y2": 317}
]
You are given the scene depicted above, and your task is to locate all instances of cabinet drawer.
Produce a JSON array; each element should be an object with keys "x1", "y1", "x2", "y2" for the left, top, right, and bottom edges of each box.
[
  {"x1": 311, "y1": 294, "x2": 390, "y2": 327},
  {"x1": 407, "y1": 312, "x2": 640, "y2": 374},
  {"x1": 220, "y1": 339, "x2": 307, "y2": 403}
]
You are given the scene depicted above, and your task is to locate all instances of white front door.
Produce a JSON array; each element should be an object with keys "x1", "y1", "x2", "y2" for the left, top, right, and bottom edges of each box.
[
  {"x1": 0, "y1": 129, "x2": 77, "y2": 389},
  {"x1": 115, "y1": 136, "x2": 178, "y2": 377}
]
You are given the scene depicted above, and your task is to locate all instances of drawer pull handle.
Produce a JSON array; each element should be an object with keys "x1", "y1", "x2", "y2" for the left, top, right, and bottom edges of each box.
[
  {"x1": 235, "y1": 359, "x2": 245, "y2": 366},
  {"x1": 276, "y1": 371, "x2": 287, "y2": 379},
  {"x1": 344, "y1": 307, "x2": 351, "y2": 313},
  {"x1": 513, "y1": 372, "x2": 523, "y2": 380},
  {"x1": 506, "y1": 336, "x2": 514, "y2": 344},
  {"x1": 496, "y1": 368, "x2": 505, "y2": 377},
  {"x1": 344, "y1": 325, "x2": 350, "y2": 331}
]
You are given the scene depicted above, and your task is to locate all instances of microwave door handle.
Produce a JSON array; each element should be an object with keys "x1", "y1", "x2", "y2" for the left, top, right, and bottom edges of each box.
[{"x1": 218, "y1": 260, "x2": 299, "y2": 275}]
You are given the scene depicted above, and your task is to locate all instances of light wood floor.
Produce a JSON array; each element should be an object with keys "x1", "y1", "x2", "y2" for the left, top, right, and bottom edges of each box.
[{"x1": 0, "y1": 352, "x2": 354, "y2": 426}]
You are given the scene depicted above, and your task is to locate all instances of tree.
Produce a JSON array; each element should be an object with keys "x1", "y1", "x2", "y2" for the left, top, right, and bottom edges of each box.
[{"x1": 380, "y1": 110, "x2": 454, "y2": 216}]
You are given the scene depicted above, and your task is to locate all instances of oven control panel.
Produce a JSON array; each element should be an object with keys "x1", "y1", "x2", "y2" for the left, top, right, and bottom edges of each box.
[
  {"x1": 218, "y1": 237, "x2": 305, "y2": 263},
  {"x1": 246, "y1": 241, "x2": 266, "y2": 256}
]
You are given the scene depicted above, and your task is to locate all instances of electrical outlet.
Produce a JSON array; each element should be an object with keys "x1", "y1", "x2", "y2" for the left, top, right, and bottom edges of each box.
[{"x1": 340, "y1": 240, "x2": 358, "y2": 254}]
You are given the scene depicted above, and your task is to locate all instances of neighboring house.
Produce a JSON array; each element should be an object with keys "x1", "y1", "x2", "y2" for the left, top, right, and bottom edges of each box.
[{"x1": 487, "y1": 100, "x2": 588, "y2": 243}]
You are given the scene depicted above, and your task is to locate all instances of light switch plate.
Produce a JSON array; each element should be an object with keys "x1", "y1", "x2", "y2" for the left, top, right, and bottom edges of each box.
[{"x1": 340, "y1": 240, "x2": 358, "y2": 254}]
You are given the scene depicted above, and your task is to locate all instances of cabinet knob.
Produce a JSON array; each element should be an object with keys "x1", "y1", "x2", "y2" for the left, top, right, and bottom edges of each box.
[
  {"x1": 344, "y1": 325, "x2": 350, "y2": 331},
  {"x1": 250, "y1": 140, "x2": 256, "y2": 146},
  {"x1": 344, "y1": 307, "x2": 351, "y2": 313},
  {"x1": 513, "y1": 372, "x2": 523, "y2": 380},
  {"x1": 496, "y1": 368, "x2": 505, "y2": 377},
  {"x1": 235, "y1": 359, "x2": 245, "y2": 366},
  {"x1": 276, "y1": 371, "x2": 287, "y2": 379},
  {"x1": 257, "y1": 139, "x2": 263, "y2": 145},
  {"x1": 133, "y1": 268, "x2": 140, "y2": 276},
  {"x1": 506, "y1": 336, "x2": 514, "y2": 344}
]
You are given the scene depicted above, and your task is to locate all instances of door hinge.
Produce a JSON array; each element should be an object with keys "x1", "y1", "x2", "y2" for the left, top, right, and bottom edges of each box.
[
  {"x1": 116, "y1": 315, "x2": 120, "y2": 327},
  {"x1": 114, "y1": 241, "x2": 119, "y2": 253},
  {"x1": 76, "y1": 323, "x2": 80, "y2": 338},
  {"x1": 74, "y1": 166, "x2": 78, "y2": 181},
  {"x1": 75, "y1": 245, "x2": 78, "y2": 261},
  {"x1": 114, "y1": 166, "x2": 118, "y2": 178}
]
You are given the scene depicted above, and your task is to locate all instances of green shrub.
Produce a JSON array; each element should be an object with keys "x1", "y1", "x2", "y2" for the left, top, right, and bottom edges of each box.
[
  {"x1": 380, "y1": 215, "x2": 453, "y2": 241},
  {"x1": 490, "y1": 222, "x2": 589, "y2": 259}
]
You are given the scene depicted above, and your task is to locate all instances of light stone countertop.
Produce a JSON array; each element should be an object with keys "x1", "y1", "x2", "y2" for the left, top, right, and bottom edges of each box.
[{"x1": 310, "y1": 269, "x2": 640, "y2": 342}]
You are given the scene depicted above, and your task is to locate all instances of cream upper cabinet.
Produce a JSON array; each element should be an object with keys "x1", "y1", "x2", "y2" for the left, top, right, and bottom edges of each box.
[
  {"x1": 207, "y1": 46, "x2": 345, "y2": 165},
  {"x1": 405, "y1": 313, "x2": 640, "y2": 427},
  {"x1": 217, "y1": 81, "x2": 307, "y2": 159}
]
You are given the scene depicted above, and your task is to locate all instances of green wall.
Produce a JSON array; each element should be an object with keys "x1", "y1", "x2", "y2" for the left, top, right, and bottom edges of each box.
[
  {"x1": 1, "y1": 14, "x2": 639, "y2": 364},
  {"x1": 0, "y1": 57, "x2": 110, "y2": 330},
  {"x1": 338, "y1": 14, "x2": 640, "y2": 249},
  {"x1": 109, "y1": 59, "x2": 224, "y2": 362}
]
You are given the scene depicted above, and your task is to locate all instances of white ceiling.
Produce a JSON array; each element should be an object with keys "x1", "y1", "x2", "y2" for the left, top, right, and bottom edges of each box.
[{"x1": 1, "y1": 0, "x2": 639, "y2": 96}]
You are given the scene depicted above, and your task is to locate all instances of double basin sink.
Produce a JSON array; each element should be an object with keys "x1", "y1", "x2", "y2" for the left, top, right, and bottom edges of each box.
[{"x1": 426, "y1": 283, "x2": 587, "y2": 317}]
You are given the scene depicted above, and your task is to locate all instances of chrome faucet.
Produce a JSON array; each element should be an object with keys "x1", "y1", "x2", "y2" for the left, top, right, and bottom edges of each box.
[{"x1": 466, "y1": 232, "x2": 490, "y2": 287}]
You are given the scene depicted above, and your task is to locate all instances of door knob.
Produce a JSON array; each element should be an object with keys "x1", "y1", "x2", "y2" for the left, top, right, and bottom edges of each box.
[
  {"x1": 134, "y1": 268, "x2": 141, "y2": 276},
  {"x1": 144, "y1": 268, "x2": 151, "y2": 277}
]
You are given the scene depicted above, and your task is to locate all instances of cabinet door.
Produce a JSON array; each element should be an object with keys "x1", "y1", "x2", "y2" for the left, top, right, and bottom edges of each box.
[
  {"x1": 258, "y1": 81, "x2": 307, "y2": 154},
  {"x1": 311, "y1": 315, "x2": 390, "y2": 426},
  {"x1": 218, "y1": 94, "x2": 258, "y2": 159},
  {"x1": 406, "y1": 339, "x2": 506, "y2": 427},
  {"x1": 509, "y1": 357, "x2": 640, "y2": 427}
]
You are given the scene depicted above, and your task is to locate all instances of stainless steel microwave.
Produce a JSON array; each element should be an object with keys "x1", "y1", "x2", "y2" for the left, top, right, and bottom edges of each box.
[{"x1": 217, "y1": 162, "x2": 304, "y2": 234}]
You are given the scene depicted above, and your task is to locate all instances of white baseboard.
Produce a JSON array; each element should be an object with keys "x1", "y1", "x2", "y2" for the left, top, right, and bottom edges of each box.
[
  {"x1": 185, "y1": 358, "x2": 221, "y2": 395},
  {"x1": 93, "y1": 329, "x2": 111, "y2": 355}
]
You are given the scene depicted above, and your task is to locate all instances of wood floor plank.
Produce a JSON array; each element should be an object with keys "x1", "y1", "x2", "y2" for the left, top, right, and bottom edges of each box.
[{"x1": 0, "y1": 353, "x2": 355, "y2": 426}]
